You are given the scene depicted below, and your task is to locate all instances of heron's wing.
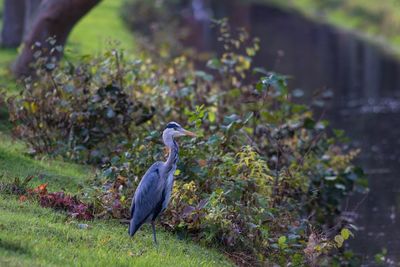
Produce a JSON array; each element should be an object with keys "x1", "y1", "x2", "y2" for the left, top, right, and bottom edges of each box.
[{"x1": 130, "y1": 162, "x2": 165, "y2": 227}]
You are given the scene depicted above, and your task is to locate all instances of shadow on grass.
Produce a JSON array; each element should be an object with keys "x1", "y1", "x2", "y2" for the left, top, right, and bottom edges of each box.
[
  {"x1": 0, "y1": 105, "x2": 11, "y2": 134},
  {"x1": 0, "y1": 239, "x2": 30, "y2": 256}
]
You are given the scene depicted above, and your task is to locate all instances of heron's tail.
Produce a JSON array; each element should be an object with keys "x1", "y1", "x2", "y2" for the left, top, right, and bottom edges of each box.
[
  {"x1": 128, "y1": 201, "x2": 137, "y2": 236},
  {"x1": 129, "y1": 219, "x2": 139, "y2": 237}
]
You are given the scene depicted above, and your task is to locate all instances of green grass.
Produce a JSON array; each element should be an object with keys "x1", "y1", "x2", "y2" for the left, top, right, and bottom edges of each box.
[
  {"x1": 0, "y1": 133, "x2": 231, "y2": 266},
  {"x1": 0, "y1": 0, "x2": 135, "y2": 91},
  {"x1": 0, "y1": 48, "x2": 17, "y2": 92},
  {"x1": 68, "y1": 0, "x2": 135, "y2": 55},
  {"x1": 0, "y1": 134, "x2": 92, "y2": 193},
  {"x1": 0, "y1": 195, "x2": 230, "y2": 267},
  {"x1": 0, "y1": 0, "x2": 231, "y2": 266}
]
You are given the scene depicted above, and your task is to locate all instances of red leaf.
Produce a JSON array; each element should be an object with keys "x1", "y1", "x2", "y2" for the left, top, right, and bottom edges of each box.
[{"x1": 33, "y1": 183, "x2": 48, "y2": 195}]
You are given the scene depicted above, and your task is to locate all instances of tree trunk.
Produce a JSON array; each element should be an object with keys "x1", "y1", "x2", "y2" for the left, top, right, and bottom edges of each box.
[
  {"x1": 1, "y1": 0, "x2": 26, "y2": 48},
  {"x1": 12, "y1": 0, "x2": 101, "y2": 77},
  {"x1": 23, "y1": 0, "x2": 42, "y2": 39}
]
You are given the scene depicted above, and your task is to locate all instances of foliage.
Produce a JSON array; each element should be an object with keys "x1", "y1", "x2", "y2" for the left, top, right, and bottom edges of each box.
[
  {"x1": 86, "y1": 19, "x2": 365, "y2": 264},
  {"x1": 5, "y1": 44, "x2": 155, "y2": 163},
  {"x1": 121, "y1": 0, "x2": 186, "y2": 57},
  {"x1": 374, "y1": 248, "x2": 393, "y2": 266},
  {"x1": 2, "y1": 15, "x2": 367, "y2": 266},
  {"x1": 0, "y1": 175, "x2": 34, "y2": 195},
  {"x1": 0, "y1": 140, "x2": 229, "y2": 267},
  {"x1": 0, "y1": 1, "x2": 232, "y2": 266},
  {"x1": 0, "y1": 176, "x2": 93, "y2": 220}
]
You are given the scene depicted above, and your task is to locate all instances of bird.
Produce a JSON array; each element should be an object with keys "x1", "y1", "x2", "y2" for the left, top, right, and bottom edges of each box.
[{"x1": 128, "y1": 122, "x2": 196, "y2": 244}]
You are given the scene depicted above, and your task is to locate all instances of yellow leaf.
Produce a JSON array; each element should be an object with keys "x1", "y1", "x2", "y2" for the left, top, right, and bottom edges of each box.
[
  {"x1": 341, "y1": 228, "x2": 352, "y2": 240},
  {"x1": 242, "y1": 58, "x2": 250, "y2": 70},
  {"x1": 334, "y1": 235, "x2": 344, "y2": 247},
  {"x1": 208, "y1": 111, "x2": 216, "y2": 123},
  {"x1": 30, "y1": 102, "x2": 38, "y2": 113},
  {"x1": 23, "y1": 101, "x2": 30, "y2": 111}
]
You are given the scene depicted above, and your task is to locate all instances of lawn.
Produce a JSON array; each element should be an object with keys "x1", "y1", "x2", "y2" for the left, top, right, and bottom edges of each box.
[
  {"x1": 0, "y1": 0, "x2": 232, "y2": 266},
  {"x1": 0, "y1": 194, "x2": 229, "y2": 267},
  {"x1": 68, "y1": 0, "x2": 136, "y2": 54},
  {"x1": 0, "y1": 133, "x2": 231, "y2": 266}
]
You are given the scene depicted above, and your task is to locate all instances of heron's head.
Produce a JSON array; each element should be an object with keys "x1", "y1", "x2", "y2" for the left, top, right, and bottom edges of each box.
[{"x1": 162, "y1": 122, "x2": 196, "y2": 144}]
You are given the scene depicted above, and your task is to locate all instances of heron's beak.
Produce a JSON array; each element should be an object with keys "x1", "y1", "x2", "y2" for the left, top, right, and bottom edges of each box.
[{"x1": 182, "y1": 129, "x2": 196, "y2": 137}]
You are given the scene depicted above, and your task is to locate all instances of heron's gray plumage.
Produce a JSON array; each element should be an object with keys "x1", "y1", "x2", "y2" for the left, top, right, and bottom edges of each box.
[
  {"x1": 129, "y1": 162, "x2": 165, "y2": 237},
  {"x1": 128, "y1": 122, "x2": 195, "y2": 244}
]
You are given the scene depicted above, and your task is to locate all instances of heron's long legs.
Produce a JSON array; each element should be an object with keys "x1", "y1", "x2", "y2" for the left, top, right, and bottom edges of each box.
[{"x1": 151, "y1": 221, "x2": 158, "y2": 245}]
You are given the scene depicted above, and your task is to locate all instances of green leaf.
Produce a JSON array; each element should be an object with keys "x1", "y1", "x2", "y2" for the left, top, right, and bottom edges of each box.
[
  {"x1": 207, "y1": 134, "x2": 221, "y2": 145},
  {"x1": 278, "y1": 236, "x2": 287, "y2": 249},
  {"x1": 324, "y1": 176, "x2": 337, "y2": 181},
  {"x1": 335, "y1": 183, "x2": 346, "y2": 190},
  {"x1": 255, "y1": 82, "x2": 264, "y2": 92},
  {"x1": 291, "y1": 104, "x2": 307, "y2": 113},
  {"x1": 333, "y1": 129, "x2": 345, "y2": 138},
  {"x1": 303, "y1": 118, "x2": 316, "y2": 129},
  {"x1": 341, "y1": 228, "x2": 352, "y2": 240},
  {"x1": 208, "y1": 111, "x2": 216, "y2": 123},
  {"x1": 252, "y1": 67, "x2": 268, "y2": 75},
  {"x1": 45, "y1": 63, "x2": 56, "y2": 70},
  {"x1": 195, "y1": 71, "x2": 214, "y2": 81},
  {"x1": 334, "y1": 235, "x2": 344, "y2": 247},
  {"x1": 206, "y1": 58, "x2": 221, "y2": 70}
]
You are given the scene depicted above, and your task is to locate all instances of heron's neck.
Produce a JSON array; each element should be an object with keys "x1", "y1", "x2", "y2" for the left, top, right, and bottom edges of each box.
[{"x1": 165, "y1": 138, "x2": 179, "y2": 171}]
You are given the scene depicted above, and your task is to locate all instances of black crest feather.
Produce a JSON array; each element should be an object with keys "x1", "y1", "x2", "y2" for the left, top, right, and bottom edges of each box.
[{"x1": 165, "y1": 122, "x2": 181, "y2": 129}]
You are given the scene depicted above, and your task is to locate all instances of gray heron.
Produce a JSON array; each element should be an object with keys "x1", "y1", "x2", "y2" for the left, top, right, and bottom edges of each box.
[{"x1": 128, "y1": 122, "x2": 196, "y2": 244}]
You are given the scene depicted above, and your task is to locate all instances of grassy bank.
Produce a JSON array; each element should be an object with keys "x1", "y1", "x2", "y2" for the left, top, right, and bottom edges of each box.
[
  {"x1": 0, "y1": 194, "x2": 229, "y2": 267},
  {"x1": 0, "y1": 133, "x2": 230, "y2": 266},
  {"x1": 0, "y1": 0, "x2": 231, "y2": 266}
]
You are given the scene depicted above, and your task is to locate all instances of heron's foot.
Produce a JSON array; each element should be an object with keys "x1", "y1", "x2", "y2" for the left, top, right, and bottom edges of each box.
[{"x1": 151, "y1": 221, "x2": 158, "y2": 246}]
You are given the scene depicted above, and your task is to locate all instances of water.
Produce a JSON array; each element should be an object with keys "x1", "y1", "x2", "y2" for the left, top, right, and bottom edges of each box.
[{"x1": 185, "y1": 1, "x2": 400, "y2": 264}]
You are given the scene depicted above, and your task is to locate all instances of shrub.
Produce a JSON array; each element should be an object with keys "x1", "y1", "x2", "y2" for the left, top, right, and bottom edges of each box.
[
  {"x1": 85, "y1": 20, "x2": 365, "y2": 265},
  {"x1": 6, "y1": 46, "x2": 155, "y2": 163},
  {"x1": 121, "y1": 0, "x2": 186, "y2": 57},
  {"x1": 4, "y1": 19, "x2": 366, "y2": 266}
]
